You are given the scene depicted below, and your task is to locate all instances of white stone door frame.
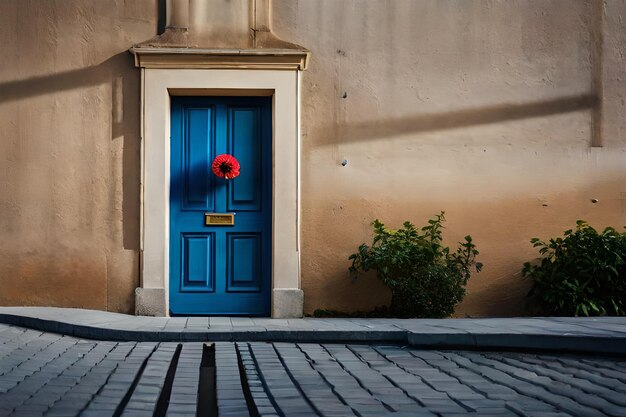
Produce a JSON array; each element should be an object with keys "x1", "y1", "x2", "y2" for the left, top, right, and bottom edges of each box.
[{"x1": 136, "y1": 69, "x2": 303, "y2": 318}]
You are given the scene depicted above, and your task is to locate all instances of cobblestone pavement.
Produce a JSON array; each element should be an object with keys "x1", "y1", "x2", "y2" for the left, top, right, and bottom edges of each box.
[{"x1": 1, "y1": 325, "x2": 626, "y2": 416}]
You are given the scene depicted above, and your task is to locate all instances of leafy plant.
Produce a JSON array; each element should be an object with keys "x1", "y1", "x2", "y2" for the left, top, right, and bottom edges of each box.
[
  {"x1": 349, "y1": 212, "x2": 482, "y2": 318},
  {"x1": 522, "y1": 220, "x2": 626, "y2": 316}
]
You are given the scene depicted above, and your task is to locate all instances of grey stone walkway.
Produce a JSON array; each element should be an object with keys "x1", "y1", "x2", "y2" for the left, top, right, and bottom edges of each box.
[
  {"x1": 1, "y1": 307, "x2": 626, "y2": 354},
  {"x1": 1, "y1": 324, "x2": 626, "y2": 416}
]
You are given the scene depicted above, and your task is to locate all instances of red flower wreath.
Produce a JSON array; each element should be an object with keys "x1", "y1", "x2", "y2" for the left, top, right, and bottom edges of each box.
[{"x1": 212, "y1": 154, "x2": 240, "y2": 179}]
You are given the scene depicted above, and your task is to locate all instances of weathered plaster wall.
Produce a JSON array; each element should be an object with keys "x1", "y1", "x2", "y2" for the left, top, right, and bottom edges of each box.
[
  {"x1": 271, "y1": 0, "x2": 626, "y2": 316},
  {"x1": 0, "y1": 1, "x2": 157, "y2": 313},
  {"x1": 2, "y1": 0, "x2": 626, "y2": 317}
]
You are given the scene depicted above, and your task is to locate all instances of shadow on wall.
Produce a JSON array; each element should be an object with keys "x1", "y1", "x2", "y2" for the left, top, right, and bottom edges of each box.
[
  {"x1": 0, "y1": 53, "x2": 141, "y2": 253},
  {"x1": 312, "y1": 93, "x2": 597, "y2": 144}
]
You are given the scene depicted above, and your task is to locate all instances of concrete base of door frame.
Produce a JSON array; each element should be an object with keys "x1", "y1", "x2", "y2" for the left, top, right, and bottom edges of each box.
[
  {"x1": 271, "y1": 288, "x2": 304, "y2": 318},
  {"x1": 135, "y1": 288, "x2": 166, "y2": 316}
]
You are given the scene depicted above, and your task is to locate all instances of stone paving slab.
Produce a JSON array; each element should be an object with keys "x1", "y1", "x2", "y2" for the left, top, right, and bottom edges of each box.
[
  {"x1": 1, "y1": 307, "x2": 626, "y2": 354},
  {"x1": 1, "y1": 324, "x2": 626, "y2": 416}
]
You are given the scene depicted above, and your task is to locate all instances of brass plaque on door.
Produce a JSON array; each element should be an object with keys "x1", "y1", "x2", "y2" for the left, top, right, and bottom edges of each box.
[{"x1": 205, "y1": 213, "x2": 235, "y2": 226}]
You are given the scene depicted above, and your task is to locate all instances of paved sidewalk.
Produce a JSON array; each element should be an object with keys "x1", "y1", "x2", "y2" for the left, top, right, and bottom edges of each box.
[
  {"x1": 1, "y1": 307, "x2": 626, "y2": 354},
  {"x1": 2, "y1": 324, "x2": 626, "y2": 417}
]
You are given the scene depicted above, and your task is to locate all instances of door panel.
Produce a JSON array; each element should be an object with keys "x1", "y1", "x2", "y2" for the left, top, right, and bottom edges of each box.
[
  {"x1": 170, "y1": 96, "x2": 272, "y2": 315},
  {"x1": 227, "y1": 233, "x2": 262, "y2": 292},
  {"x1": 183, "y1": 108, "x2": 215, "y2": 211},
  {"x1": 227, "y1": 107, "x2": 262, "y2": 211},
  {"x1": 181, "y1": 233, "x2": 215, "y2": 292}
]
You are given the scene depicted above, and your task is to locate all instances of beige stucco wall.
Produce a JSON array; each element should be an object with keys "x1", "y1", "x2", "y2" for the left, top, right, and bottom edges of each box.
[
  {"x1": 1, "y1": 0, "x2": 625, "y2": 316},
  {"x1": 271, "y1": 0, "x2": 626, "y2": 316},
  {"x1": 0, "y1": 1, "x2": 157, "y2": 313}
]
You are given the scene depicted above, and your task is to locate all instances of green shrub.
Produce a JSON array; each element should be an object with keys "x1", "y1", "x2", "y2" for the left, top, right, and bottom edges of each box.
[
  {"x1": 348, "y1": 212, "x2": 482, "y2": 318},
  {"x1": 522, "y1": 220, "x2": 626, "y2": 316}
]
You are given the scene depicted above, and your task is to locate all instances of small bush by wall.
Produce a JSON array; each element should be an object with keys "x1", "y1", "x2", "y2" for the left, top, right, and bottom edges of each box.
[
  {"x1": 522, "y1": 221, "x2": 626, "y2": 316},
  {"x1": 349, "y1": 212, "x2": 482, "y2": 318}
]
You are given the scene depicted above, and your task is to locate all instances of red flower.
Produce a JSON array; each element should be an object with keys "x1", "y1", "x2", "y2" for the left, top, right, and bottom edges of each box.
[{"x1": 212, "y1": 154, "x2": 240, "y2": 179}]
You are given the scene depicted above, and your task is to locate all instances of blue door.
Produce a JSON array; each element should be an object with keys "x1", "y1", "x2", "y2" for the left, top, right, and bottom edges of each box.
[{"x1": 170, "y1": 96, "x2": 272, "y2": 315}]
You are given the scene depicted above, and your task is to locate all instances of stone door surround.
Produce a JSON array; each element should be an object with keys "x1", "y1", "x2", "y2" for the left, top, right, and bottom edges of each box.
[{"x1": 132, "y1": 62, "x2": 305, "y2": 318}]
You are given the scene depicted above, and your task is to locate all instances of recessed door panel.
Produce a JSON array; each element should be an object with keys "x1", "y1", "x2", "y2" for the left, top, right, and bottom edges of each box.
[
  {"x1": 227, "y1": 233, "x2": 262, "y2": 292},
  {"x1": 181, "y1": 233, "x2": 215, "y2": 292},
  {"x1": 182, "y1": 108, "x2": 215, "y2": 211},
  {"x1": 227, "y1": 108, "x2": 262, "y2": 212}
]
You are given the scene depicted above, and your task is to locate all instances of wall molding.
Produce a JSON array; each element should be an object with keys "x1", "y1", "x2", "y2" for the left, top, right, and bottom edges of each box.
[{"x1": 130, "y1": 47, "x2": 309, "y2": 70}]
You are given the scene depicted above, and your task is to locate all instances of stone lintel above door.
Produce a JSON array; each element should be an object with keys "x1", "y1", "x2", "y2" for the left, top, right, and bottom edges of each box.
[{"x1": 130, "y1": 46, "x2": 309, "y2": 71}]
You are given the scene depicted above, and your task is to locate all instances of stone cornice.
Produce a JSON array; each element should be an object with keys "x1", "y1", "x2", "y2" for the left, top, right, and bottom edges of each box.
[{"x1": 130, "y1": 47, "x2": 310, "y2": 70}]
